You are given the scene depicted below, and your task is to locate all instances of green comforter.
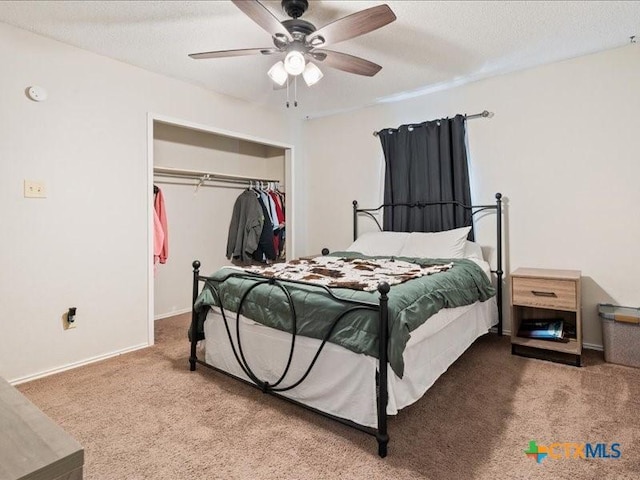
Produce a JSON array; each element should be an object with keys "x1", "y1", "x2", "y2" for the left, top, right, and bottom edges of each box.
[{"x1": 193, "y1": 252, "x2": 495, "y2": 378}]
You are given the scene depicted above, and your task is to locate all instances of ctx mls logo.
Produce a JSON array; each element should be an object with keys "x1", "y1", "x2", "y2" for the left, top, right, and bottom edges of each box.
[
  {"x1": 525, "y1": 440, "x2": 621, "y2": 463},
  {"x1": 525, "y1": 441, "x2": 549, "y2": 464}
]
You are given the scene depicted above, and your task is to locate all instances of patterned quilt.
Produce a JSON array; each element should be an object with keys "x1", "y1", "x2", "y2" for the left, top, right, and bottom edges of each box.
[{"x1": 243, "y1": 256, "x2": 453, "y2": 291}]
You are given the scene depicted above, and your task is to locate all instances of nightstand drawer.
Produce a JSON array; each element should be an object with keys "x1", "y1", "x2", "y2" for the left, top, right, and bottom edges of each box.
[{"x1": 512, "y1": 277, "x2": 576, "y2": 310}]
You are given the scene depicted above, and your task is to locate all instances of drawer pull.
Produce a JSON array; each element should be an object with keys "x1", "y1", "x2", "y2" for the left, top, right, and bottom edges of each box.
[{"x1": 531, "y1": 290, "x2": 557, "y2": 297}]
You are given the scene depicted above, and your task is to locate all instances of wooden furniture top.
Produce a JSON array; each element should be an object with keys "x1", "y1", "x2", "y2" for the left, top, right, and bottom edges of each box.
[
  {"x1": 0, "y1": 376, "x2": 83, "y2": 480},
  {"x1": 511, "y1": 267, "x2": 581, "y2": 281}
]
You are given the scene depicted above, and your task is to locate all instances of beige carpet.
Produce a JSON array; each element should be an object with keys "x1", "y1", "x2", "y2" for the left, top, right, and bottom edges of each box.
[{"x1": 17, "y1": 314, "x2": 640, "y2": 480}]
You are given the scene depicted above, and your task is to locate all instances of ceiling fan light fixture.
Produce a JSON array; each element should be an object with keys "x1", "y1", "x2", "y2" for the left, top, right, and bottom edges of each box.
[
  {"x1": 284, "y1": 50, "x2": 305, "y2": 76},
  {"x1": 302, "y1": 62, "x2": 323, "y2": 86},
  {"x1": 308, "y1": 35, "x2": 325, "y2": 47},
  {"x1": 268, "y1": 61, "x2": 288, "y2": 86}
]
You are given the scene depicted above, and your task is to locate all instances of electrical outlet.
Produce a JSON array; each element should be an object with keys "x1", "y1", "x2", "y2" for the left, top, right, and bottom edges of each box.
[
  {"x1": 24, "y1": 180, "x2": 46, "y2": 198},
  {"x1": 62, "y1": 309, "x2": 77, "y2": 330},
  {"x1": 62, "y1": 316, "x2": 76, "y2": 330}
]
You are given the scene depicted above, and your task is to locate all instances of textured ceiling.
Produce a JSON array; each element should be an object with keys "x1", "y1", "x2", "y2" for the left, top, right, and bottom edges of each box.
[{"x1": 0, "y1": 1, "x2": 638, "y2": 118}]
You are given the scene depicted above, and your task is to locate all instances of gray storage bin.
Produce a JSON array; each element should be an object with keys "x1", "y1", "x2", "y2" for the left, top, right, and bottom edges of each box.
[{"x1": 599, "y1": 303, "x2": 640, "y2": 368}]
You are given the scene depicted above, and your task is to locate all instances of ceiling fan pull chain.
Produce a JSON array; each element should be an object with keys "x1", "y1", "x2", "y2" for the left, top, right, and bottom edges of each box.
[
  {"x1": 286, "y1": 75, "x2": 290, "y2": 108},
  {"x1": 294, "y1": 76, "x2": 298, "y2": 107}
]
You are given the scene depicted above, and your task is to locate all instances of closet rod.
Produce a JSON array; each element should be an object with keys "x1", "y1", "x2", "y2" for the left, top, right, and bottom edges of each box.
[
  {"x1": 153, "y1": 166, "x2": 280, "y2": 184},
  {"x1": 372, "y1": 110, "x2": 493, "y2": 137}
]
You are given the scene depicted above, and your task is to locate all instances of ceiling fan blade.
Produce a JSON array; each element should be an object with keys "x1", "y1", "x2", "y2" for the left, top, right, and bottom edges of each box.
[
  {"x1": 232, "y1": 0, "x2": 293, "y2": 42},
  {"x1": 312, "y1": 49, "x2": 382, "y2": 76},
  {"x1": 307, "y1": 4, "x2": 396, "y2": 47},
  {"x1": 189, "y1": 48, "x2": 278, "y2": 60}
]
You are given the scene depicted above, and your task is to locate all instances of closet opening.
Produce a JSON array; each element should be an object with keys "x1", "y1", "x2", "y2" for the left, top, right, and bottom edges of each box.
[{"x1": 147, "y1": 115, "x2": 294, "y2": 345}]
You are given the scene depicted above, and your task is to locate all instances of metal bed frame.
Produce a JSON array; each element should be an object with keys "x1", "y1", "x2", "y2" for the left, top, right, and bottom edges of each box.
[
  {"x1": 353, "y1": 192, "x2": 504, "y2": 336},
  {"x1": 189, "y1": 193, "x2": 503, "y2": 458}
]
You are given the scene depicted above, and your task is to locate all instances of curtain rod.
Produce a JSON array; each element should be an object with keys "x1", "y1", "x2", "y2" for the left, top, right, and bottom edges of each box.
[
  {"x1": 372, "y1": 110, "x2": 493, "y2": 137},
  {"x1": 153, "y1": 166, "x2": 280, "y2": 184}
]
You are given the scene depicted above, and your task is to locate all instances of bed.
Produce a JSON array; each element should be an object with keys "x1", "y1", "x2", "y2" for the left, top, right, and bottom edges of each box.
[{"x1": 189, "y1": 194, "x2": 504, "y2": 457}]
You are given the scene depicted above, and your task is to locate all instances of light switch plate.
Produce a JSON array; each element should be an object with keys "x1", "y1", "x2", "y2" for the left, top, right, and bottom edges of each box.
[{"x1": 24, "y1": 180, "x2": 46, "y2": 198}]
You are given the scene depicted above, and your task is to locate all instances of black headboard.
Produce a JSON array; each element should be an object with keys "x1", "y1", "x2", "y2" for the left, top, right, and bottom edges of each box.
[{"x1": 351, "y1": 193, "x2": 504, "y2": 335}]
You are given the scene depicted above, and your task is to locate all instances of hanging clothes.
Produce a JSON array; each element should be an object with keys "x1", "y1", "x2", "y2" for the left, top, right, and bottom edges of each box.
[
  {"x1": 257, "y1": 189, "x2": 278, "y2": 232},
  {"x1": 273, "y1": 189, "x2": 286, "y2": 259},
  {"x1": 252, "y1": 193, "x2": 277, "y2": 262},
  {"x1": 269, "y1": 190, "x2": 285, "y2": 227},
  {"x1": 265, "y1": 190, "x2": 280, "y2": 257},
  {"x1": 154, "y1": 186, "x2": 169, "y2": 265},
  {"x1": 226, "y1": 189, "x2": 264, "y2": 263},
  {"x1": 226, "y1": 184, "x2": 285, "y2": 264}
]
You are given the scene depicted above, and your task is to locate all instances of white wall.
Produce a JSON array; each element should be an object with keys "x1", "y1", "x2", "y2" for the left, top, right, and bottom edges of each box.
[
  {"x1": 0, "y1": 22, "x2": 293, "y2": 382},
  {"x1": 302, "y1": 44, "x2": 640, "y2": 348},
  {"x1": 2, "y1": 18, "x2": 637, "y2": 383},
  {"x1": 153, "y1": 123, "x2": 284, "y2": 318}
]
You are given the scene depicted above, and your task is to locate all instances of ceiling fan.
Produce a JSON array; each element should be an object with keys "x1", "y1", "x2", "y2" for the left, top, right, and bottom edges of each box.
[{"x1": 189, "y1": 0, "x2": 396, "y2": 94}]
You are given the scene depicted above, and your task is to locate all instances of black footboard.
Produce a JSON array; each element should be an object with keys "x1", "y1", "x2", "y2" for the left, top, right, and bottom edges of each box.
[{"x1": 189, "y1": 260, "x2": 392, "y2": 458}]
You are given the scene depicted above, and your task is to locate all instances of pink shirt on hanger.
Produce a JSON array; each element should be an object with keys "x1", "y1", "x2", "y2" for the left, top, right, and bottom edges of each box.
[{"x1": 154, "y1": 188, "x2": 169, "y2": 264}]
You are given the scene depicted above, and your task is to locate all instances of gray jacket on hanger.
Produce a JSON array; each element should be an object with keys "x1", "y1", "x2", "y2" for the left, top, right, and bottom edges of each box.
[{"x1": 226, "y1": 190, "x2": 264, "y2": 262}]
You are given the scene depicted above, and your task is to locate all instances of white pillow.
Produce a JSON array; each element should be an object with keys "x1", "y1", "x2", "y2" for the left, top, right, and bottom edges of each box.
[
  {"x1": 399, "y1": 226, "x2": 471, "y2": 259},
  {"x1": 345, "y1": 231, "x2": 409, "y2": 256},
  {"x1": 463, "y1": 241, "x2": 484, "y2": 260}
]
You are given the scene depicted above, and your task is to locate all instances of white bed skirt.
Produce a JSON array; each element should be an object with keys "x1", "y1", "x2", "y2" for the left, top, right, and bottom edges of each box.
[{"x1": 201, "y1": 298, "x2": 498, "y2": 428}]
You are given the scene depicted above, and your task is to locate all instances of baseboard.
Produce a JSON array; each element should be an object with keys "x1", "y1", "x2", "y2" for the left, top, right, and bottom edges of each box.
[
  {"x1": 154, "y1": 308, "x2": 191, "y2": 321},
  {"x1": 491, "y1": 326, "x2": 512, "y2": 336},
  {"x1": 582, "y1": 342, "x2": 603, "y2": 352},
  {"x1": 12, "y1": 324, "x2": 601, "y2": 385},
  {"x1": 9, "y1": 342, "x2": 150, "y2": 385}
]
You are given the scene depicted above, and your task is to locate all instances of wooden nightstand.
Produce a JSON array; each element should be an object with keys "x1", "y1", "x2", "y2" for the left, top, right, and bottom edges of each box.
[{"x1": 510, "y1": 267, "x2": 582, "y2": 366}]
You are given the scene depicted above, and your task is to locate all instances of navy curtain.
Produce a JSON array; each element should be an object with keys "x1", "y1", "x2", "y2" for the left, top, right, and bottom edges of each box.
[{"x1": 378, "y1": 114, "x2": 473, "y2": 239}]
